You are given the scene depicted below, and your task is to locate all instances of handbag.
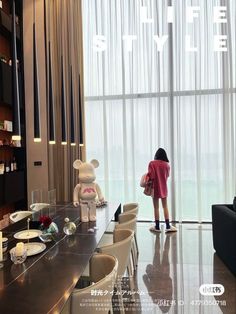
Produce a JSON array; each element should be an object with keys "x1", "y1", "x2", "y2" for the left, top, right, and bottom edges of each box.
[
  {"x1": 143, "y1": 181, "x2": 153, "y2": 196},
  {"x1": 140, "y1": 173, "x2": 153, "y2": 197},
  {"x1": 140, "y1": 173, "x2": 148, "y2": 187}
]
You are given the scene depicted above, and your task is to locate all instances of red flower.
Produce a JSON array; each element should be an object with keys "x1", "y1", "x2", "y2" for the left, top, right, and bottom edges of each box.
[{"x1": 39, "y1": 215, "x2": 52, "y2": 228}]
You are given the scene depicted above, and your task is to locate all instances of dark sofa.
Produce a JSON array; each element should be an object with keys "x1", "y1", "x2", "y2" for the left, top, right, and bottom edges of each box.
[{"x1": 212, "y1": 201, "x2": 236, "y2": 276}]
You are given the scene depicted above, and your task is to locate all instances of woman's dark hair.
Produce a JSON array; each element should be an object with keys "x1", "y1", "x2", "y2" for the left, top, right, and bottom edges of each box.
[{"x1": 154, "y1": 148, "x2": 169, "y2": 162}]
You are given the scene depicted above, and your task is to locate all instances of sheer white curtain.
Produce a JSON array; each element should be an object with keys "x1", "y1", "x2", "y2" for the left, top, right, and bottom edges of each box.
[{"x1": 82, "y1": 0, "x2": 236, "y2": 221}]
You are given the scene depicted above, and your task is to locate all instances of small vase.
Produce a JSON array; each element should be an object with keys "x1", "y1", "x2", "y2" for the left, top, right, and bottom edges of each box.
[{"x1": 39, "y1": 222, "x2": 59, "y2": 242}]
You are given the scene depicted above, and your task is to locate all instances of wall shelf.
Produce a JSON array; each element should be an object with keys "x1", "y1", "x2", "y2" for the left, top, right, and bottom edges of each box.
[
  {"x1": 0, "y1": 146, "x2": 23, "y2": 149},
  {"x1": 0, "y1": 129, "x2": 12, "y2": 133},
  {"x1": 0, "y1": 170, "x2": 25, "y2": 206},
  {"x1": 0, "y1": 60, "x2": 12, "y2": 105},
  {"x1": 0, "y1": 1, "x2": 26, "y2": 218},
  {"x1": 0, "y1": 8, "x2": 20, "y2": 40},
  {"x1": 0, "y1": 60, "x2": 23, "y2": 107}
]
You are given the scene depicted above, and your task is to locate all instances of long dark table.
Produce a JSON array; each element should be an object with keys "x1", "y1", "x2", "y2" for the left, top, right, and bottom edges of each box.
[{"x1": 0, "y1": 202, "x2": 121, "y2": 314}]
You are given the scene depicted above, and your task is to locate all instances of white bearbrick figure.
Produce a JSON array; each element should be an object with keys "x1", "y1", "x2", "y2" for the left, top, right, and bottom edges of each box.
[{"x1": 73, "y1": 159, "x2": 104, "y2": 222}]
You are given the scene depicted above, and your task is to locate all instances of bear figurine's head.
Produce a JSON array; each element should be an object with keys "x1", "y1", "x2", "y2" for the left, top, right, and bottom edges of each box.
[{"x1": 73, "y1": 159, "x2": 99, "y2": 184}]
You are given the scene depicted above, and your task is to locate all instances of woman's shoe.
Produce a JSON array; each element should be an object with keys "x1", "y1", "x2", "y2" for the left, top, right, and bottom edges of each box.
[
  {"x1": 165, "y1": 225, "x2": 177, "y2": 232},
  {"x1": 149, "y1": 226, "x2": 161, "y2": 233}
]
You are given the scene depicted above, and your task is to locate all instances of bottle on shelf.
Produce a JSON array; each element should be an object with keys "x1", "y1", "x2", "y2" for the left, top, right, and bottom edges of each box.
[
  {"x1": 10, "y1": 158, "x2": 14, "y2": 172},
  {"x1": 5, "y1": 160, "x2": 10, "y2": 173},
  {"x1": 0, "y1": 160, "x2": 4, "y2": 175},
  {"x1": 13, "y1": 157, "x2": 17, "y2": 171}
]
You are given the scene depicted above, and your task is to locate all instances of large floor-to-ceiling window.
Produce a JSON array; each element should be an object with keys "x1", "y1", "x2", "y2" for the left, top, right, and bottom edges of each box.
[{"x1": 82, "y1": 0, "x2": 236, "y2": 221}]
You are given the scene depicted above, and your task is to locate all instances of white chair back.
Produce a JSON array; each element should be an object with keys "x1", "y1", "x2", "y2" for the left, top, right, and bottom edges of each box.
[
  {"x1": 99, "y1": 229, "x2": 134, "y2": 277},
  {"x1": 70, "y1": 254, "x2": 118, "y2": 314},
  {"x1": 123, "y1": 202, "x2": 139, "y2": 215},
  {"x1": 117, "y1": 213, "x2": 137, "y2": 233}
]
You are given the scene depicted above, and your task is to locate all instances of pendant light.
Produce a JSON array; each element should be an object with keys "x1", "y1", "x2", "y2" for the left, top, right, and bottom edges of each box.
[
  {"x1": 60, "y1": 1, "x2": 67, "y2": 145},
  {"x1": 11, "y1": 0, "x2": 21, "y2": 141},
  {"x1": 67, "y1": 2, "x2": 76, "y2": 147},
  {"x1": 70, "y1": 68, "x2": 76, "y2": 146},
  {"x1": 61, "y1": 57, "x2": 67, "y2": 145},
  {"x1": 46, "y1": 1, "x2": 55, "y2": 145},
  {"x1": 48, "y1": 43, "x2": 55, "y2": 144},
  {"x1": 33, "y1": 0, "x2": 41, "y2": 142},
  {"x1": 78, "y1": 75, "x2": 84, "y2": 146}
]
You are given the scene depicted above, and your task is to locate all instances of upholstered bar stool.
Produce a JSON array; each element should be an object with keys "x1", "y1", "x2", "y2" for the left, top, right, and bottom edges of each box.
[
  {"x1": 105, "y1": 202, "x2": 139, "y2": 233},
  {"x1": 123, "y1": 202, "x2": 139, "y2": 215},
  {"x1": 102, "y1": 212, "x2": 138, "y2": 274},
  {"x1": 122, "y1": 203, "x2": 139, "y2": 255},
  {"x1": 115, "y1": 213, "x2": 138, "y2": 274},
  {"x1": 98, "y1": 229, "x2": 134, "y2": 314},
  {"x1": 61, "y1": 253, "x2": 118, "y2": 314}
]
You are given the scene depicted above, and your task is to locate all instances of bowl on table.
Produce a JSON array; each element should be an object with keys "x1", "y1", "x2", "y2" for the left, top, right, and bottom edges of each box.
[
  {"x1": 9, "y1": 211, "x2": 33, "y2": 223},
  {"x1": 29, "y1": 203, "x2": 50, "y2": 212}
]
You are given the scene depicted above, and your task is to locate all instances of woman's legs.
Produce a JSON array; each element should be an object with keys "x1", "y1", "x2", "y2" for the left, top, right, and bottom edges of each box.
[
  {"x1": 161, "y1": 197, "x2": 171, "y2": 229},
  {"x1": 161, "y1": 197, "x2": 169, "y2": 220},
  {"x1": 161, "y1": 198, "x2": 177, "y2": 231},
  {"x1": 152, "y1": 198, "x2": 160, "y2": 230},
  {"x1": 153, "y1": 197, "x2": 160, "y2": 220}
]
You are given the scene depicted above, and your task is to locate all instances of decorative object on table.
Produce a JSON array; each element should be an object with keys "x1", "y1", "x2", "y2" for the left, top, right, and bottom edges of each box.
[
  {"x1": 39, "y1": 215, "x2": 58, "y2": 242},
  {"x1": 73, "y1": 159, "x2": 104, "y2": 222},
  {"x1": 88, "y1": 226, "x2": 98, "y2": 233},
  {"x1": 10, "y1": 242, "x2": 27, "y2": 264},
  {"x1": 14, "y1": 229, "x2": 42, "y2": 240},
  {"x1": 63, "y1": 218, "x2": 77, "y2": 235},
  {"x1": 10, "y1": 242, "x2": 46, "y2": 257},
  {"x1": 27, "y1": 218, "x2": 30, "y2": 232}
]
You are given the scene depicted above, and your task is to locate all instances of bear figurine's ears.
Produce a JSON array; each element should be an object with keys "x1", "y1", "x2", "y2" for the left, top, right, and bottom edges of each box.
[
  {"x1": 73, "y1": 159, "x2": 83, "y2": 169},
  {"x1": 90, "y1": 159, "x2": 99, "y2": 168}
]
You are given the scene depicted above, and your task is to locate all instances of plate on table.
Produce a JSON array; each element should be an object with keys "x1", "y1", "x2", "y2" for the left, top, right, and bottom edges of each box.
[
  {"x1": 14, "y1": 229, "x2": 42, "y2": 240},
  {"x1": 10, "y1": 242, "x2": 46, "y2": 256}
]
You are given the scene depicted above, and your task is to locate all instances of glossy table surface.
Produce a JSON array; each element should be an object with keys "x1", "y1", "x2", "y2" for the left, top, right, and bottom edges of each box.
[{"x1": 0, "y1": 202, "x2": 120, "y2": 314}]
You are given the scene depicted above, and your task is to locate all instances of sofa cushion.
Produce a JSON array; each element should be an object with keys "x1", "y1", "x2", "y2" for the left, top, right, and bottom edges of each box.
[
  {"x1": 212, "y1": 204, "x2": 236, "y2": 276},
  {"x1": 233, "y1": 197, "x2": 236, "y2": 212}
]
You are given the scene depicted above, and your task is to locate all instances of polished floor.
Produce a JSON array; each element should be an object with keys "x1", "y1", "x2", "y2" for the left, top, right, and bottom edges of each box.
[{"x1": 115, "y1": 222, "x2": 236, "y2": 314}]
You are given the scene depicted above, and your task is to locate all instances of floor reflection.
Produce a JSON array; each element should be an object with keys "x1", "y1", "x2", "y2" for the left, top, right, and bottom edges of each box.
[
  {"x1": 143, "y1": 234, "x2": 174, "y2": 313},
  {"x1": 126, "y1": 223, "x2": 236, "y2": 314}
]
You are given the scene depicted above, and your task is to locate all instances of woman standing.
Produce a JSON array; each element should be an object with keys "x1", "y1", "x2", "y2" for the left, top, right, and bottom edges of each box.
[{"x1": 148, "y1": 148, "x2": 177, "y2": 233}]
